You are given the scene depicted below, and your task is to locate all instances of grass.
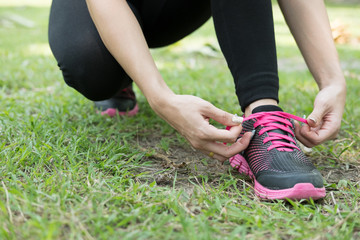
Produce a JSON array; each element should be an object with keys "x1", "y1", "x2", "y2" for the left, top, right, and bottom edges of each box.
[{"x1": 0, "y1": 0, "x2": 360, "y2": 239}]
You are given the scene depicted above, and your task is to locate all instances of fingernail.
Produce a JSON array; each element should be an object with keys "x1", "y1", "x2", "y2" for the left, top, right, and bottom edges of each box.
[
  {"x1": 232, "y1": 114, "x2": 243, "y2": 124},
  {"x1": 251, "y1": 130, "x2": 256, "y2": 139},
  {"x1": 309, "y1": 117, "x2": 317, "y2": 124}
]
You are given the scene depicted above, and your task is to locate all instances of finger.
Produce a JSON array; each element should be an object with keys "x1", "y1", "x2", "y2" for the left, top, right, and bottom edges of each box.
[
  {"x1": 307, "y1": 104, "x2": 328, "y2": 128},
  {"x1": 201, "y1": 124, "x2": 243, "y2": 143},
  {"x1": 199, "y1": 149, "x2": 227, "y2": 162},
  {"x1": 294, "y1": 121, "x2": 316, "y2": 147},
  {"x1": 232, "y1": 114, "x2": 244, "y2": 124},
  {"x1": 310, "y1": 126, "x2": 338, "y2": 143},
  {"x1": 205, "y1": 132, "x2": 253, "y2": 159},
  {"x1": 201, "y1": 103, "x2": 241, "y2": 127},
  {"x1": 205, "y1": 151, "x2": 227, "y2": 162},
  {"x1": 295, "y1": 121, "x2": 336, "y2": 147}
]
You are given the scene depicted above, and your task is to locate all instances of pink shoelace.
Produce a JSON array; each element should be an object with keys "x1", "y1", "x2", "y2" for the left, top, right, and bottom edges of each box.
[{"x1": 244, "y1": 111, "x2": 308, "y2": 152}]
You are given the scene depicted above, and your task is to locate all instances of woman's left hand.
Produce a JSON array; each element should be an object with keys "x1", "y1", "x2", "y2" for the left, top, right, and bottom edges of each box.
[{"x1": 294, "y1": 84, "x2": 346, "y2": 147}]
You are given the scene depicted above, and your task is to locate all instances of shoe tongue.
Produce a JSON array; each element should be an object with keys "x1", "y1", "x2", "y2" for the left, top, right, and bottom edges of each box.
[{"x1": 252, "y1": 105, "x2": 290, "y2": 144}]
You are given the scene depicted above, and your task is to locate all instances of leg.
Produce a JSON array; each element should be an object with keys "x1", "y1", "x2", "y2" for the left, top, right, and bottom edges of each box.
[
  {"x1": 48, "y1": 0, "x2": 211, "y2": 101},
  {"x1": 49, "y1": 0, "x2": 211, "y2": 117},
  {"x1": 211, "y1": 1, "x2": 325, "y2": 200},
  {"x1": 211, "y1": 0, "x2": 279, "y2": 115},
  {"x1": 49, "y1": 0, "x2": 135, "y2": 101},
  {"x1": 137, "y1": 0, "x2": 211, "y2": 48}
]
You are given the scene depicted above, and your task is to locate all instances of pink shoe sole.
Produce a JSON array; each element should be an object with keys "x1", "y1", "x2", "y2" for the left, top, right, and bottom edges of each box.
[
  {"x1": 100, "y1": 104, "x2": 139, "y2": 117},
  {"x1": 229, "y1": 154, "x2": 326, "y2": 200}
]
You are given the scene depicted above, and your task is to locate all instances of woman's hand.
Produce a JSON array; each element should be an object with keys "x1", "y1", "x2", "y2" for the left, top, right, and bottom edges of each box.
[
  {"x1": 150, "y1": 94, "x2": 252, "y2": 162},
  {"x1": 279, "y1": 0, "x2": 346, "y2": 148},
  {"x1": 294, "y1": 84, "x2": 346, "y2": 147}
]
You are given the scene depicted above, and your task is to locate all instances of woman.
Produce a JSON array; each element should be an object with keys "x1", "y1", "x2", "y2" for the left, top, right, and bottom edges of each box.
[{"x1": 48, "y1": 0, "x2": 346, "y2": 200}]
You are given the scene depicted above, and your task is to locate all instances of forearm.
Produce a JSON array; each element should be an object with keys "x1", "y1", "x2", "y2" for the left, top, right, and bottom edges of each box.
[
  {"x1": 85, "y1": 0, "x2": 173, "y2": 106},
  {"x1": 85, "y1": 0, "x2": 252, "y2": 159},
  {"x1": 278, "y1": 0, "x2": 345, "y2": 89}
]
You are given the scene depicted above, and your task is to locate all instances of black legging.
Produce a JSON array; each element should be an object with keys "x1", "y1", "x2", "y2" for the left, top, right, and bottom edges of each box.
[{"x1": 48, "y1": 0, "x2": 279, "y2": 112}]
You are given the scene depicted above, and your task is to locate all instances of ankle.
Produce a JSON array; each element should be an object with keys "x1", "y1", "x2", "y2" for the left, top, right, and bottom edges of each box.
[{"x1": 244, "y1": 99, "x2": 278, "y2": 117}]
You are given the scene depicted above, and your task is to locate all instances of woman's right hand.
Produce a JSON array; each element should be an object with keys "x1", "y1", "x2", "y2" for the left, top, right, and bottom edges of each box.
[{"x1": 150, "y1": 93, "x2": 252, "y2": 162}]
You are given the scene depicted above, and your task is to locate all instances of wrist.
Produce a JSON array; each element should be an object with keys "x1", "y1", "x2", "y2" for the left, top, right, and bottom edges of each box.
[
  {"x1": 133, "y1": 72, "x2": 175, "y2": 109},
  {"x1": 142, "y1": 82, "x2": 175, "y2": 110},
  {"x1": 316, "y1": 74, "x2": 346, "y2": 91},
  {"x1": 319, "y1": 83, "x2": 347, "y2": 106},
  {"x1": 147, "y1": 89, "x2": 176, "y2": 111}
]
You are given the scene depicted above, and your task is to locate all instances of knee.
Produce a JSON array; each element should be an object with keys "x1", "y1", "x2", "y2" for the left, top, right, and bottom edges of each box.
[{"x1": 55, "y1": 45, "x2": 131, "y2": 101}]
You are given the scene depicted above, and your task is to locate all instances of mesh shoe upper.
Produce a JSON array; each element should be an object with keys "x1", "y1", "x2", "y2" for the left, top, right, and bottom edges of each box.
[{"x1": 240, "y1": 110, "x2": 324, "y2": 190}]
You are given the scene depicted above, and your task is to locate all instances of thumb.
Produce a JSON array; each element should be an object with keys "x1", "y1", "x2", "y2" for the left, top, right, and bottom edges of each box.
[
  {"x1": 202, "y1": 104, "x2": 241, "y2": 126},
  {"x1": 307, "y1": 104, "x2": 327, "y2": 128}
]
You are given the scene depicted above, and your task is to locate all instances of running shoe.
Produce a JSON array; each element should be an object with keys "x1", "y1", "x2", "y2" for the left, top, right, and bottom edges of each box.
[
  {"x1": 94, "y1": 85, "x2": 139, "y2": 117},
  {"x1": 229, "y1": 105, "x2": 326, "y2": 200}
]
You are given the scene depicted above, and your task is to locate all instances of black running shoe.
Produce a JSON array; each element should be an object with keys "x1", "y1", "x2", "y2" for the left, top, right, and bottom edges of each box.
[{"x1": 229, "y1": 105, "x2": 326, "y2": 200}]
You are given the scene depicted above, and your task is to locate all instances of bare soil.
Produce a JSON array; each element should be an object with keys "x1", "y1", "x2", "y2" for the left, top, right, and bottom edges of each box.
[{"x1": 134, "y1": 133, "x2": 360, "y2": 192}]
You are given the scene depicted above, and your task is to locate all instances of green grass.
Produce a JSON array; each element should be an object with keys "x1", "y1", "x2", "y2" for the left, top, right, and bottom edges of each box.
[{"x1": 1, "y1": 1, "x2": 360, "y2": 239}]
